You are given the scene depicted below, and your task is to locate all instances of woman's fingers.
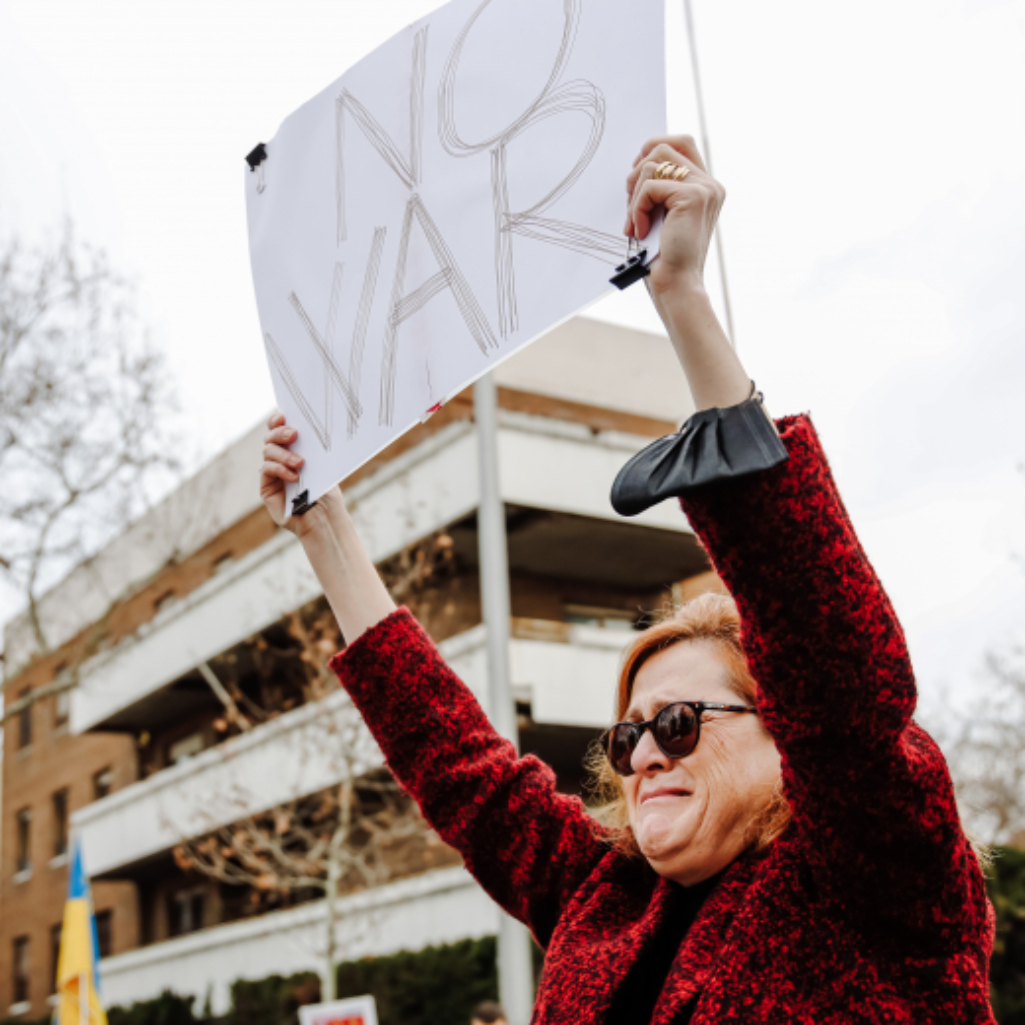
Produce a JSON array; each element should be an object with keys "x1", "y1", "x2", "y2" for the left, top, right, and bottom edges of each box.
[
  {"x1": 264, "y1": 442, "x2": 303, "y2": 469},
  {"x1": 629, "y1": 178, "x2": 689, "y2": 240},
  {"x1": 625, "y1": 144, "x2": 709, "y2": 237},
  {"x1": 260, "y1": 412, "x2": 304, "y2": 529},
  {"x1": 633, "y1": 134, "x2": 707, "y2": 173},
  {"x1": 265, "y1": 412, "x2": 298, "y2": 447},
  {"x1": 632, "y1": 175, "x2": 725, "y2": 242},
  {"x1": 627, "y1": 144, "x2": 703, "y2": 197},
  {"x1": 261, "y1": 459, "x2": 299, "y2": 485},
  {"x1": 264, "y1": 424, "x2": 298, "y2": 448}
]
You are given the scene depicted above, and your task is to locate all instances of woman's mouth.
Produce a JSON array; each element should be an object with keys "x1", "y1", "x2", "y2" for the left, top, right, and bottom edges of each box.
[{"x1": 640, "y1": 786, "x2": 691, "y2": 805}]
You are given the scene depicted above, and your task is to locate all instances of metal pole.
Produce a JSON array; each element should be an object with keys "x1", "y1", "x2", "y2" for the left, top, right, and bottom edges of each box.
[
  {"x1": 473, "y1": 372, "x2": 535, "y2": 1025},
  {"x1": 683, "y1": 0, "x2": 737, "y2": 349}
]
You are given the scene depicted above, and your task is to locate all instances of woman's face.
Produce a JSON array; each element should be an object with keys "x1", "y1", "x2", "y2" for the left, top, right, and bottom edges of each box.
[{"x1": 622, "y1": 640, "x2": 781, "y2": 886}]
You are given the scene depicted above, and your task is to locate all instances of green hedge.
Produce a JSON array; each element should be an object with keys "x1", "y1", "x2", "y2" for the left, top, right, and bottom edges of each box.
[
  {"x1": 229, "y1": 973, "x2": 320, "y2": 1025},
  {"x1": 989, "y1": 846, "x2": 1025, "y2": 1025},
  {"x1": 336, "y1": 936, "x2": 498, "y2": 1025},
  {"x1": 225, "y1": 937, "x2": 497, "y2": 1025},
  {"x1": 107, "y1": 991, "x2": 198, "y2": 1025}
]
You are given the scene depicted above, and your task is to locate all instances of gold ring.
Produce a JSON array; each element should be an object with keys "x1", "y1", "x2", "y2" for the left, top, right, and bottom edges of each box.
[{"x1": 654, "y1": 161, "x2": 690, "y2": 183}]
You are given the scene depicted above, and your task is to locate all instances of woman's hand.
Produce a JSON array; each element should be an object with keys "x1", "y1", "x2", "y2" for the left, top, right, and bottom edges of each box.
[
  {"x1": 625, "y1": 135, "x2": 725, "y2": 300},
  {"x1": 260, "y1": 412, "x2": 346, "y2": 538},
  {"x1": 260, "y1": 411, "x2": 395, "y2": 641},
  {"x1": 624, "y1": 135, "x2": 749, "y2": 410}
]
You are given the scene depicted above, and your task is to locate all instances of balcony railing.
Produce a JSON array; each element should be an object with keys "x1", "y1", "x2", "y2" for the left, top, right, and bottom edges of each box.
[
  {"x1": 71, "y1": 415, "x2": 686, "y2": 735},
  {"x1": 97, "y1": 867, "x2": 494, "y2": 1015},
  {"x1": 73, "y1": 619, "x2": 627, "y2": 877}
]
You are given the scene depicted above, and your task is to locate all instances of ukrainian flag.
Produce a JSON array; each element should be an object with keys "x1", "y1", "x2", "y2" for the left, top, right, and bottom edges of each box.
[{"x1": 55, "y1": 838, "x2": 107, "y2": 1025}]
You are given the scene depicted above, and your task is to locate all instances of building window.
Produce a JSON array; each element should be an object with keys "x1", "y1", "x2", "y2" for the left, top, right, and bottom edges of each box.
[
  {"x1": 50, "y1": 924, "x2": 62, "y2": 995},
  {"x1": 12, "y1": 935, "x2": 30, "y2": 1004},
  {"x1": 54, "y1": 688, "x2": 71, "y2": 729},
  {"x1": 52, "y1": 789, "x2": 70, "y2": 859},
  {"x1": 94, "y1": 910, "x2": 113, "y2": 959},
  {"x1": 93, "y1": 767, "x2": 113, "y2": 800},
  {"x1": 168, "y1": 890, "x2": 205, "y2": 937},
  {"x1": 168, "y1": 732, "x2": 205, "y2": 765},
  {"x1": 17, "y1": 686, "x2": 32, "y2": 750},
  {"x1": 15, "y1": 808, "x2": 32, "y2": 875},
  {"x1": 563, "y1": 604, "x2": 639, "y2": 631}
]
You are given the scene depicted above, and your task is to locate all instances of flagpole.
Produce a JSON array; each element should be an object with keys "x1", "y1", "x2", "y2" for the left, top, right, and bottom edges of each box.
[{"x1": 682, "y1": 0, "x2": 737, "y2": 349}]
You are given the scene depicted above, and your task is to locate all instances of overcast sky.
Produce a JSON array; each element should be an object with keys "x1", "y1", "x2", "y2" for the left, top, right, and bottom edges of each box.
[{"x1": 1, "y1": 0, "x2": 1022, "y2": 705}]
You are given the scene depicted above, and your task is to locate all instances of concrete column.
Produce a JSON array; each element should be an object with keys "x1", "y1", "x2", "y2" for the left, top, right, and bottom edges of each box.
[{"x1": 473, "y1": 373, "x2": 536, "y2": 1025}]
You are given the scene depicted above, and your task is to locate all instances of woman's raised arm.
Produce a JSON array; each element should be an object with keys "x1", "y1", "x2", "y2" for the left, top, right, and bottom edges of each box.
[
  {"x1": 626, "y1": 134, "x2": 750, "y2": 411},
  {"x1": 627, "y1": 138, "x2": 989, "y2": 946},
  {"x1": 259, "y1": 416, "x2": 606, "y2": 944},
  {"x1": 260, "y1": 412, "x2": 395, "y2": 645}
]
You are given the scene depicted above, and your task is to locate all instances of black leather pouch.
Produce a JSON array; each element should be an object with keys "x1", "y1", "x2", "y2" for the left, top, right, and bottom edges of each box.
[{"x1": 610, "y1": 390, "x2": 789, "y2": 517}]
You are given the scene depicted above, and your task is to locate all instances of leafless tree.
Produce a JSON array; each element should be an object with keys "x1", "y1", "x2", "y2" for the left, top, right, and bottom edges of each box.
[
  {"x1": 928, "y1": 645, "x2": 1025, "y2": 848},
  {"x1": 184, "y1": 531, "x2": 458, "y2": 750},
  {"x1": 174, "y1": 559, "x2": 460, "y2": 1000},
  {"x1": 200, "y1": 601, "x2": 345, "y2": 742},
  {"x1": 174, "y1": 770, "x2": 443, "y2": 1000},
  {"x1": 0, "y1": 224, "x2": 179, "y2": 658},
  {"x1": 378, "y1": 528, "x2": 459, "y2": 633}
]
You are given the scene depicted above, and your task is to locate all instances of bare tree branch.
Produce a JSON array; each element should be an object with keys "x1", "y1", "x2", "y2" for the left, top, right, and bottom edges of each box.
[
  {"x1": 0, "y1": 222, "x2": 180, "y2": 660},
  {"x1": 927, "y1": 644, "x2": 1025, "y2": 847},
  {"x1": 173, "y1": 606, "x2": 454, "y2": 1000}
]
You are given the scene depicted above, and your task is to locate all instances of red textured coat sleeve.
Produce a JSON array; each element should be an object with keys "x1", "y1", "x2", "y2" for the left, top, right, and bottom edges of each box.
[
  {"x1": 329, "y1": 609, "x2": 606, "y2": 946},
  {"x1": 679, "y1": 414, "x2": 991, "y2": 953}
]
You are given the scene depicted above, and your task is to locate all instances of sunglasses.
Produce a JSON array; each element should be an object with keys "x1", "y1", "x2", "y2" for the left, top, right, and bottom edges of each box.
[{"x1": 602, "y1": 701, "x2": 758, "y2": 777}]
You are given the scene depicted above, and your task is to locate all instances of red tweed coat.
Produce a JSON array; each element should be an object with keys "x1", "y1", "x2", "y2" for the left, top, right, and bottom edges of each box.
[{"x1": 330, "y1": 415, "x2": 996, "y2": 1024}]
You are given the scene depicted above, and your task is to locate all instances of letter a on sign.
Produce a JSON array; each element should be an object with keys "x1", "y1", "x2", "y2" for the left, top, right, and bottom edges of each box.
[{"x1": 246, "y1": 0, "x2": 666, "y2": 505}]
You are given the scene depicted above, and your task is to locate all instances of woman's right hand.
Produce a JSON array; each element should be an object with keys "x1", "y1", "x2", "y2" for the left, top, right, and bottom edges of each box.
[
  {"x1": 623, "y1": 135, "x2": 749, "y2": 411},
  {"x1": 625, "y1": 134, "x2": 725, "y2": 301},
  {"x1": 260, "y1": 412, "x2": 346, "y2": 537}
]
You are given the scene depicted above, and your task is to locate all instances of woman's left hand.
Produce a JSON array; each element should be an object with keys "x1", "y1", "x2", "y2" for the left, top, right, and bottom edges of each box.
[{"x1": 625, "y1": 135, "x2": 726, "y2": 300}]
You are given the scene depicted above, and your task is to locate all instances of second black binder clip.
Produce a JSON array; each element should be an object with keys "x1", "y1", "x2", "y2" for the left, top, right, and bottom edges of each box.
[
  {"x1": 246, "y1": 142, "x2": 268, "y2": 194},
  {"x1": 291, "y1": 477, "x2": 318, "y2": 518},
  {"x1": 609, "y1": 242, "x2": 651, "y2": 290}
]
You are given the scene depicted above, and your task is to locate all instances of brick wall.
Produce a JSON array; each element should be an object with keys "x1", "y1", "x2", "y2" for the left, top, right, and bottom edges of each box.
[{"x1": 1, "y1": 690, "x2": 138, "y2": 1019}]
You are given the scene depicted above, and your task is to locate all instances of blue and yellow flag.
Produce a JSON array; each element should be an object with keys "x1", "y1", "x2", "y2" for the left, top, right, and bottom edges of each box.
[{"x1": 55, "y1": 838, "x2": 107, "y2": 1025}]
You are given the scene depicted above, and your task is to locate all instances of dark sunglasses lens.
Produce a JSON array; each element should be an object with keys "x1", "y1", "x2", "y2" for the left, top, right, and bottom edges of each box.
[
  {"x1": 606, "y1": 725, "x2": 638, "y2": 776},
  {"x1": 655, "y1": 703, "x2": 699, "y2": 758}
]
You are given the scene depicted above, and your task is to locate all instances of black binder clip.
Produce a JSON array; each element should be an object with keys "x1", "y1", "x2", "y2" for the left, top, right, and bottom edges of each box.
[
  {"x1": 245, "y1": 143, "x2": 267, "y2": 170},
  {"x1": 291, "y1": 470, "x2": 317, "y2": 517},
  {"x1": 246, "y1": 143, "x2": 268, "y2": 194},
  {"x1": 610, "y1": 249, "x2": 651, "y2": 290},
  {"x1": 292, "y1": 490, "x2": 317, "y2": 517}
]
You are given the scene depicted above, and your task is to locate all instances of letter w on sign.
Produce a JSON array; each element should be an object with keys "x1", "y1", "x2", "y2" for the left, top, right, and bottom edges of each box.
[{"x1": 246, "y1": 0, "x2": 666, "y2": 506}]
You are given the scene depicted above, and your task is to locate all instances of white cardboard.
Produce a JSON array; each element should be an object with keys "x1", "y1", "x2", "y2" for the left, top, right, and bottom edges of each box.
[
  {"x1": 298, "y1": 997, "x2": 378, "y2": 1025},
  {"x1": 246, "y1": 0, "x2": 666, "y2": 504}
]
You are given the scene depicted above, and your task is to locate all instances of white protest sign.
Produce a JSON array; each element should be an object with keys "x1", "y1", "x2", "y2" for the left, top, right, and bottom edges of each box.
[
  {"x1": 246, "y1": 0, "x2": 667, "y2": 506},
  {"x1": 298, "y1": 997, "x2": 377, "y2": 1025}
]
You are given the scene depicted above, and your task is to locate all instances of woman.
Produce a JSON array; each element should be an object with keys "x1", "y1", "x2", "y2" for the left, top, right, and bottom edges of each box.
[{"x1": 259, "y1": 136, "x2": 996, "y2": 1023}]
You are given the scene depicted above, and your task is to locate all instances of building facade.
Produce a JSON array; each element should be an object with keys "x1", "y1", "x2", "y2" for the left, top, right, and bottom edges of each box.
[{"x1": 2, "y1": 317, "x2": 722, "y2": 1018}]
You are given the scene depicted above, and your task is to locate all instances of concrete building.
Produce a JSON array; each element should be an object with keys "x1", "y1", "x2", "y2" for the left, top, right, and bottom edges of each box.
[{"x1": 1, "y1": 317, "x2": 722, "y2": 1018}]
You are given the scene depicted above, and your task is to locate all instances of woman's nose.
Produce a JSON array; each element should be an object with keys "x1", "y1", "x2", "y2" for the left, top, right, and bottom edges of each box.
[{"x1": 630, "y1": 727, "x2": 668, "y2": 775}]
